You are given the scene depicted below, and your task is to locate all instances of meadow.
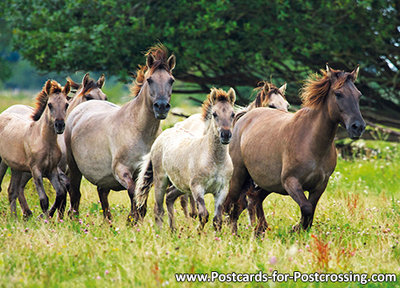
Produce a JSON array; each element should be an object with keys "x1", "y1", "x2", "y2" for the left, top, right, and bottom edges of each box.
[{"x1": 0, "y1": 91, "x2": 399, "y2": 287}]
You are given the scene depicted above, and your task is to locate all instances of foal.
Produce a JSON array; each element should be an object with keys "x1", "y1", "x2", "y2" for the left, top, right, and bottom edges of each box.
[
  {"x1": 0, "y1": 80, "x2": 70, "y2": 218},
  {"x1": 135, "y1": 88, "x2": 236, "y2": 231},
  {"x1": 224, "y1": 65, "x2": 365, "y2": 235}
]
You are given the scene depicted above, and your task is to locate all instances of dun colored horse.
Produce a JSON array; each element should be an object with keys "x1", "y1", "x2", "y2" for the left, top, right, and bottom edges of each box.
[
  {"x1": 0, "y1": 80, "x2": 70, "y2": 218},
  {"x1": 135, "y1": 88, "x2": 236, "y2": 231},
  {"x1": 0, "y1": 73, "x2": 106, "y2": 217},
  {"x1": 173, "y1": 81, "x2": 289, "y2": 219},
  {"x1": 65, "y1": 44, "x2": 175, "y2": 221},
  {"x1": 224, "y1": 65, "x2": 365, "y2": 235}
]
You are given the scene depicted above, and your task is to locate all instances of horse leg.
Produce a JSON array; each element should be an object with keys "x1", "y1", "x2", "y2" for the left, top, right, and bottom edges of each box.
[
  {"x1": 191, "y1": 185, "x2": 208, "y2": 230},
  {"x1": 253, "y1": 189, "x2": 271, "y2": 236},
  {"x1": 17, "y1": 172, "x2": 33, "y2": 219},
  {"x1": 30, "y1": 167, "x2": 49, "y2": 217},
  {"x1": 113, "y1": 164, "x2": 140, "y2": 223},
  {"x1": 179, "y1": 194, "x2": 189, "y2": 218},
  {"x1": 188, "y1": 194, "x2": 197, "y2": 219},
  {"x1": 48, "y1": 169, "x2": 67, "y2": 219},
  {"x1": 67, "y1": 153, "x2": 82, "y2": 218},
  {"x1": 97, "y1": 187, "x2": 112, "y2": 220},
  {"x1": 0, "y1": 158, "x2": 8, "y2": 193},
  {"x1": 246, "y1": 184, "x2": 257, "y2": 226},
  {"x1": 224, "y1": 165, "x2": 251, "y2": 234},
  {"x1": 283, "y1": 176, "x2": 313, "y2": 231},
  {"x1": 213, "y1": 187, "x2": 229, "y2": 231},
  {"x1": 166, "y1": 187, "x2": 184, "y2": 232},
  {"x1": 300, "y1": 184, "x2": 328, "y2": 230},
  {"x1": 153, "y1": 172, "x2": 169, "y2": 229},
  {"x1": 8, "y1": 170, "x2": 22, "y2": 217}
]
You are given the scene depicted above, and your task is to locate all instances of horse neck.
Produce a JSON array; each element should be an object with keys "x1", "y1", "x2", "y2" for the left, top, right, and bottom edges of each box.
[
  {"x1": 66, "y1": 97, "x2": 83, "y2": 117},
  {"x1": 246, "y1": 101, "x2": 256, "y2": 111},
  {"x1": 204, "y1": 121, "x2": 228, "y2": 164},
  {"x1": 35, "y1": 110, "x2": 58, "y2": 144},
  {"x1": 119, "y1": 84, "x2": 160, "y2": 139},
  {"x1": 303, "y1": 103, "x2": 338, "y2": 157}
]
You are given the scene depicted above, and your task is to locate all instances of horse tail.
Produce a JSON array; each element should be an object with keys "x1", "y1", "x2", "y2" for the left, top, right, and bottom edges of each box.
[{"x1": 135, "y1": 153, "x2": 153, "y2": 209}]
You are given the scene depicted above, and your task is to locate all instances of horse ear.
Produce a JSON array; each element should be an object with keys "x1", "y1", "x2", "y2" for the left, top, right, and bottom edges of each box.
[
  {"x1": 210, "y1": 89, "x2": 218, "y2": 104},
  {"x1": 167, "y1": 55, "x2": 176, "y2": 71},
  {"x1": 66, "y1": 77, "x2": 80, "y2": 90},
  {"x1": 146, "y1": 54, "x2": 155, "y2": 69},
  {"x1": 82, "y1": 73, "x2": 90, "y2": 87},
  {"x1": 227, "y1": 88, "x2": 236, "y2": 104},
  {"x1": 63, "y1": 81, "x2": 71, "y2": 95},
  {"x1": 326, "y1": 63, "x2": 333, "y2": 78},
  {"x1": 97, "y1": 74, "x2": 105, "y2": 88},
  {"x1": 278, "y1": 83, "x2": 287, "y2": 95},
  {"x1": 351, "y1": 65, "x2": 359, "y2": 82},
  {"x1": 44, "y1": 80, "x2": 52, "y2": 94}
]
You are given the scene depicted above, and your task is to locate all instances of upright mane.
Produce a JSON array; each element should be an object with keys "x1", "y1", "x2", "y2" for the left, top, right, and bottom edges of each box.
[
  {"x1": 130, "y1": 43, "x2": 171, "y2": 97},
  {"x1": 32, "y1": 80, "x2": 63, "y2": 121},
  {"x1": 67, "y1": 76, "x2": 101, "y2": 97},
  {"x1": 300, "y1": 68, "x2": 352, "y2": 108},
  {"x1": 201, "y1": 88, "x2": 230, "y2": 120},
  {"x1": 233, "y1": 81, "x2": 284, "y2": 125}
]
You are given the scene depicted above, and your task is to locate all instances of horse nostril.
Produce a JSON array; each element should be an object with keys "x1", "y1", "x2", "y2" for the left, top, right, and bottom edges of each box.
[
  {"x1": 165, "y1": 103, "x2": 170, "y2": 110},
  {"x1": 154, "y1": 102, "x2": 160, "y2": 109}
]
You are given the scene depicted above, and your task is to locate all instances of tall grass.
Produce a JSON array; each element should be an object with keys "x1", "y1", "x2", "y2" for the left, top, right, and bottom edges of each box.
[{"x1": 0, "y1": 93, "x2": 399, "y2": 287}]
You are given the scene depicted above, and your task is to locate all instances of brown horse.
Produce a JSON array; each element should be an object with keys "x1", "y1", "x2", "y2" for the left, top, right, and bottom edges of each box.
[
  {"x1": 0, "y1": 80, "x2": 70, "y2": 218},
  {"x1": 65, "y1": 44, "x2": 175, "y2": 221},
  {"x1": 224, "y1": 65, "x2": 365, "y2": 235}
]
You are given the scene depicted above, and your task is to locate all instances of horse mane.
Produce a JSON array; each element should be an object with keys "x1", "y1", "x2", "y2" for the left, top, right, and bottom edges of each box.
[
  {"x1": 233, "y1": 81, "x2": 284, "y2": 125},
  {"x1": 67, "y1": 76, "x2": 100, "y2": 97},
  {"x1": 301, "y1": 68, "x2": 351, "y2": 109},
  {"x1": 201, "y1": 88, "x2": 230, "y2": 121},
  {"x1": 253, "y1": 81, "x2": 285, "y2": 107},
  {"x1": 130, "y1": 43, "x2": 171, "y2": 97},
  {"x1": 32, "y1": 80, "x2": 62, "y2": 121}
]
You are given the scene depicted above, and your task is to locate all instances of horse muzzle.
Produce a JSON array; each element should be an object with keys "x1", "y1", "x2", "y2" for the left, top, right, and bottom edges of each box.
[
  {"x1": 54, "y1": 119, "x2": 65, "y2": 134},
  {"x1": 220, "y1": 129, "x2": 232, "y2": 145},
  {"x1": 346, "y1": 119, "x2": 366, "y2": 140},
  {"x1": 153, "y1": 100, "x2": 171, "y2": 120}
]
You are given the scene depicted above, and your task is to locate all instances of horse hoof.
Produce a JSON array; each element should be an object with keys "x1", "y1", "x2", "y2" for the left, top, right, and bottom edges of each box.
[{"x1": 23, "y1": 211, "x2": 33, "y2": 221}]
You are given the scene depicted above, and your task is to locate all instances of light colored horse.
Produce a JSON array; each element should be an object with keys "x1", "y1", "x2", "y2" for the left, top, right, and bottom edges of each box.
[
  {"x1": 65, "y1": 44, "x2": 176, "y2": 221},
  {"x1": 172, "y1": 81, "x2": 289, "y2": 218},
  {"x1": 0, "y1": 73, "x2": 106, "y2": 217},
  {"x1": 224, "y1": 65, "x2": 365, "y2": 235},
  {"x1": 0, "y1": 80, "x2": 70, "y2": 218},
  {"x1": 135, "y1": 88, "x2": 236, "y2": 231}
]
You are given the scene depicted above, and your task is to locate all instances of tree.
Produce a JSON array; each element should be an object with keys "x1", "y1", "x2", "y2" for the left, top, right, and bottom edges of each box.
[{"x1": 4, "y1": 0, "x2": 400, "y2": 126}]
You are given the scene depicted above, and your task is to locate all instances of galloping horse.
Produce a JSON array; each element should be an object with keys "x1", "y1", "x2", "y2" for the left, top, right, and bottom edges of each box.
[
  {"x1": 224, "y1": 65, "x2": 365, "y2": 235},
  {"x1": 0, "y1": 73, "x2": 106, "y2": 217},
  {"x1": 173, "y1": 81, "x2": 289, "y2": 219},
  {"x1": 135, "y1": 88, "x2": 236, "y2": 231},
  {"x1": 65, "y1": 44, "x2": 175, "y2": 220},
  {"x1": 0, "y1": 80, "x2": 70, "y2": 218}
]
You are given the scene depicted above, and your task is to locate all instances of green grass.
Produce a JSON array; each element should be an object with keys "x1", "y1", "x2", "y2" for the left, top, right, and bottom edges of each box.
[{"x1": 0, "y1": 94, "x2": 399, "y2": 287}]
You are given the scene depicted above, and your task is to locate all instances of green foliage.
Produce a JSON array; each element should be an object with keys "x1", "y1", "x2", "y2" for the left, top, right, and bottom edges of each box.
[{"x1": 3, "y1": 0, "x2": 400, "y2": 113}]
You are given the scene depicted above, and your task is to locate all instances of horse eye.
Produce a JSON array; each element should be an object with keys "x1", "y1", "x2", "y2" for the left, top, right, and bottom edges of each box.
[
  {"x1": 169, "y1": 78, "x2": 175, "y2": 84},
  {"x1": 147, "y1": 78, "x2": 153, "y2": 84},
  {"x1": 231, "y1": 112, "x2": 235, "y2": 118},
  {"x1": 85, "y1": 95, "x2": 93, "y2": 101},
  {"x1": 212, "y1": 112, "x2": 218, "y2": 118},
  {"x1": 48, "y1": 103, "x2": 53, "y2": 110},
  {"x1": 65, "y1": 103, "x2": 69, "y2": 110},
  {"x1": 335, "y1": 92, "x2": 343, "y2": 99},
  {"x1": 269, "y1": 104, "x2": 276, "y2": 109}
]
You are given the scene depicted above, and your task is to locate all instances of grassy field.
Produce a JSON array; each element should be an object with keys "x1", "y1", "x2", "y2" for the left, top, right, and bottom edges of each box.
[{"x1": 0, "y1": 92, "x2": 399, "y2": 287}]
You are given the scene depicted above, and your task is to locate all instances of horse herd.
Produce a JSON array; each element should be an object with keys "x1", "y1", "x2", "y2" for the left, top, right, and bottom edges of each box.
[{"x1": 0, "y1": 44, "x2": 366, "y2": 235}]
